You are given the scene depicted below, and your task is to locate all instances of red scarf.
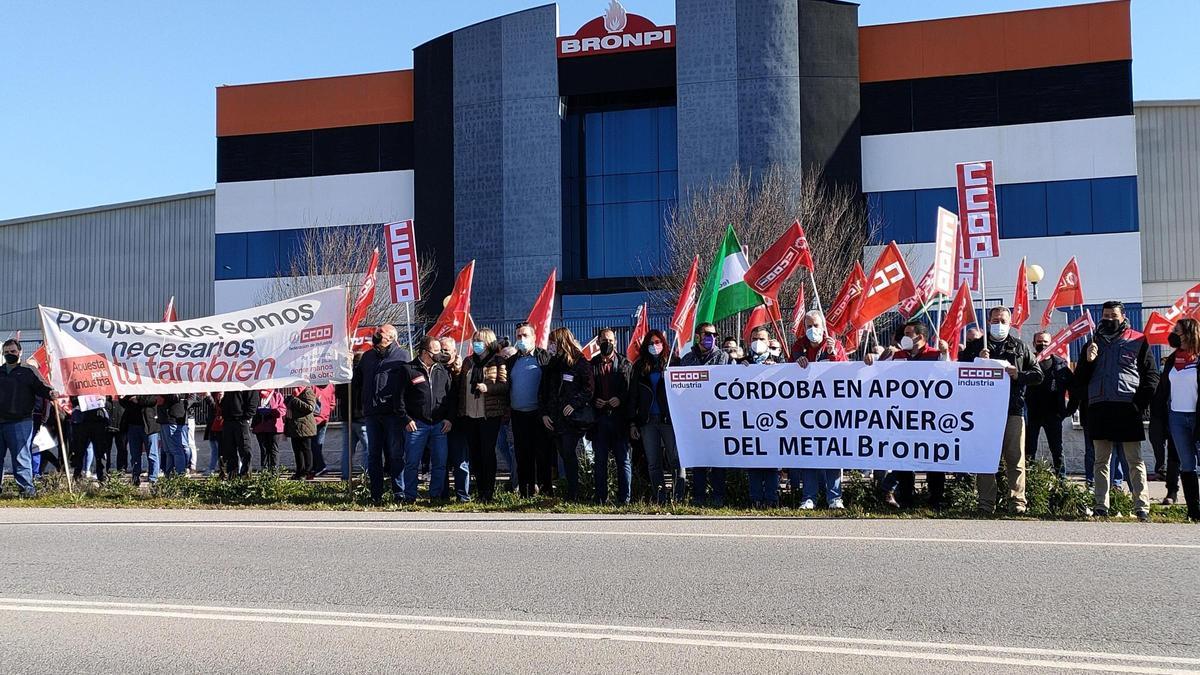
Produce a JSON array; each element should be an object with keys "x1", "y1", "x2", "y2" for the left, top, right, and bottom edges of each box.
[{"x1": 1175, "y1": 350, "x2": 1196, "y2": 371}]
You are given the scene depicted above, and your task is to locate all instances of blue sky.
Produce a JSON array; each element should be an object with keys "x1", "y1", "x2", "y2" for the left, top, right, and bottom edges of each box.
[{"x1": 1, "y1": 0, "x2": 1194, "y2": 221}]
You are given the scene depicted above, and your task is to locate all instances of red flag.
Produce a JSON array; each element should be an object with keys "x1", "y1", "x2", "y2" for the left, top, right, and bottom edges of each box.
[
  {"x1": 28, "y1": 343, "x2": 50, "y2": 381},
  {"x1": 526, "y1": 268, "x2": 557, "y2": 350},
  {"x1": 826, "y1": 262, "x2": 867, "y2": 335},
  {"x1": 857, "y1": 242, "x2": 916, "y2": 325},
  {"x1": 1144, "y1": 311, "x2": 1173, "y2": 347},
  {"x1": 1039, "y1": 311, "x2": 1095, "y2": 361},
  {"x1": 1040, "y1": 257, "x2": 1084, "y2": 329},
  {"x1": 670, "y1": 256, "x2": 700, "y2": 356},
  {"x1": 955, "y1": 160, "x2": 1001, "y2": 260},
  {"x1": 428, "y1": 261, "x2": 476, "y2": 345},
  {"x1": 162, "y1": 296, "x2": 177, "y2": 323},
  {"x1": 898, "y1": 264, "x2": 936, "y2": 320},
  {"x1": 1163, "y1": 282, "x2": 1200, "y2": 323},
  {"x1": 742, "y1": 301, "x2": 783, "y2": 347},
  {"x1": 1012, "y1": 257, "x2": 1030, "y2": 330},
  {"x1": 939, "y1": 282, "x2": 975, "y2": 360},
  {"x1": 581, "y1": 336, "x2": 601, "y2": 361},
  {"x1": 844, "y1": 321, "x2": 869, "y2": 353},
  {"x1": 627, "y1": 303, "x2": 649, "y2": 362},
  {"x1": 790, "y1": 284, "x2": 806, "y2": 339},
  {"x1": 346, "y1": 248, "x2": 380, "y2": 335},
  {"x1": 743, "y1": 220, "x2": 814, "y2": 299}
]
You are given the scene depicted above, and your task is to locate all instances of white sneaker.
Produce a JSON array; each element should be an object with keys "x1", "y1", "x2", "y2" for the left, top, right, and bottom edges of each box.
[
  {"x1": 799, "y1": 499, "x2": 815, "y2": 510},
  {"x1": 829, "y1": 498, "x2": 845, "y2": 510}
]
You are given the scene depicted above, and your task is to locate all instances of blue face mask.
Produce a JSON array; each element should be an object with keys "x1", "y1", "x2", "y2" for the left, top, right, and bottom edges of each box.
[
  {"x1": 516, "y1": 338, "x2": 532, "y2": 353},
  {"x1": 472, "y1": 341, "x2": 486, "y2": 356}
]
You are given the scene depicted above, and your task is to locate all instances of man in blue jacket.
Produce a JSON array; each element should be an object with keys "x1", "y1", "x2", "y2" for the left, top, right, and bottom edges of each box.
[
  {"x1": 356, "y1": 324, "x2": 411, "y2": 504},
  {"x1": 0, "y1": 340, "x2": 54, "y2": 496}
]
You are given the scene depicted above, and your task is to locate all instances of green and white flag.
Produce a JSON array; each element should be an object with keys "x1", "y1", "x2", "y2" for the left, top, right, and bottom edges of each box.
[{"x1": 696, "y1": 225, "x2": 764, "y2": 325}]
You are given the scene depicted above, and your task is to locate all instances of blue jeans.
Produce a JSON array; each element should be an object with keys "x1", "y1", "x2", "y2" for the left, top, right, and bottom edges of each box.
[
  {"x1": 748, "y1": 469, "x2": 780, "y2": 506},
  {"x1": 591, "y1": 415, "x2": 631, "y2": 504},
  {"x1": 160, "y1": 424, "x2": 190, "y2": 477},
  {"x1": 797, "y1": 468, "x2": 842, "y2": 505},
  {"x1": 1168, "y1": 411, "x2": 1200, "y2": 473},
  {"x1": 0, "y1": 419, "x2": 36, "y2": 495},
  {"x1": 342, "y1": 421, "x2": 368, "y2": 480},
  {"x1": 1084, "y1": 434, "x2": 1128, "y2": 485},
  {"x1": 447, "y1": 424, "x2": 470, "y2": 502},
  {"x1": 206, "y1": 438, "x2": 221, "y2": 474},
  {"x1": 127, "y1": 426, "x2": 160, "y2": 484},
  {"x1": 691, "y1": 467, "x2": 726, "y2": 507},
  {"x1": 365, "y1": 415, "x2": 404, "y2": 502},
  {"x1": 496, "y1": 421, "x2": 516, "y2": 490},
  {"x1": 311, "y1": 424, "x2": 328, "y2": 472},
  {"x1": 403, "y1": 420, "x2": 448, "y2": 500}
]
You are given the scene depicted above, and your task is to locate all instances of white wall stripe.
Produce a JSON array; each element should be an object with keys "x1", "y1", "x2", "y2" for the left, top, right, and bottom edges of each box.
[{"x1": 215, "y1": 170, "x2": 414, "y2": 234}]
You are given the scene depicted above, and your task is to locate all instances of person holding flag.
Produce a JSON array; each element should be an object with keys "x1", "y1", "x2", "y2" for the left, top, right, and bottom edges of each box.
[
  {"x1": 0, "y1": 339, "x2": 54, "y2": 496},
  {"x1": 1025, "y1": 331, "x2": 1072, "y2": 480},
  {"x1": 791, "y1": 311, "x2": 846, "y2": 510},
  {"x1": 589, "y1": 327, "x2": 632, "y2": 506}
]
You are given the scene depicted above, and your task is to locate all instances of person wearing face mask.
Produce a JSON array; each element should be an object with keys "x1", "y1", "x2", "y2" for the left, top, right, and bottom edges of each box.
[
  {"x1": 1151, "y1": 318, "x2": 1200, "y2": 521},
  {"x1": 283, "y1": 386, "x2": 317, "y2": 481},
  {"x1": 958, "y1": 306, "x2": 1043, "y2": 514},
  {"x1": 0, "y1": 340, "x2": 54, "y2": 496},
  {"x1": 589, "y1": 327, "x2": 632, "y2": 506},
  {"x1": 1148, "y1": 353, "x2": 1180, "y2": 506},
  {"x1": 356, "y1": 323, "x2": 411, "y2": 504},
  {"x1": 1073, "y1": 300, "x2": 1159, "y2": 520},
  {"x1": 391, "y1": 336, "x2": 456, "y2": 504},
  {"x1": 790, "y1": 311, "x2": 846, "y2": 510},
  {"x1": 456, "y1": 329, "x2": 509, "y2": 503},
  {"x1": 1024, "y1": 331, "x2": 1072, "y2": 480},
  {"x1": 506, "y1": 322, "x2": 554, "y2": 497},
  {"x1": 250, "y1": 388, "x2": 286, "y2": 473},
  {"x1": 539, "y1": 327, "x2": 594, "y2": 502},
  {"x1": 742, "y1": 326, "x2": 781, "y2": 508},
  {"x1": 681, "y1": 322, "x2": 731, "y2": 506},
  {"x1": 629, "y1": 329, "x2": 684, "y2": 503}
]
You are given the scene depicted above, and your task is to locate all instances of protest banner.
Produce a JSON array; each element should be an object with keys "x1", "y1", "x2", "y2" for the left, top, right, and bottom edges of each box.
[
  {"x1": 39, "y1": 287, "x2": 352, "y2": 396},
  {"x1": 385, "y1": 220, "x2": 420, "y2": 304},
  {"x1": 664, "y1": 361, "x2": 1010, "y2": 472}
]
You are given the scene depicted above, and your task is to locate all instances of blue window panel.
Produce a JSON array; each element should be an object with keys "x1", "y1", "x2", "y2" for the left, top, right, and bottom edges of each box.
[
  {"x1": 585, "y1": 176, "x2": 604, "y2": 205},
  {"x1": 1046, "y1": 179, "x2": 1093, "y2": 235},
  {"x1": 584, "y1": 112, "x2": 604, "y2": 176},
  {"x1": 278, "y1": 229, "x2": 307, "y2": 272},
  {"x1": 1091, "y1": 176, "x2": 1138, "y2": 233},
  {"x1": 867, "y1": 190, "x2": 916, "y2": 244},
  {"x1": 913, "y1": 187, "x2": 957, "y2": 243},
  {"x1": 602, "y1": 201, "x2": 659, "y2": 277},
  {"x1": 586, "y1": 205, "x2": 606, "y2": 277},
  {"x1": 215, "y1": 233, "x2": 247, "y2": 281},
  {"x1": 997, "y1": 182, "x2": 1047, "y2": 238},
  {"x1": 658, "y1": 171, "x2": 677, "y2": 201},
  {"x1": 602, "y1": 108, "x2": 658, "y2": 175},
  {"x1": 245, "y1": 231, "x2": 282, "y2": 278},
  {"x1": 657, "y1": 106, "x2": 677, "y2": 171},
  {"x1": 603, "y1": 172, "x2": 657, "y2": 204}
]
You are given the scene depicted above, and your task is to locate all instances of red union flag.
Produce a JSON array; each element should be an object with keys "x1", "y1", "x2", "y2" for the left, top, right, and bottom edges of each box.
[
  {"x1": 1142, "y1": 282, "x2": 1200, "y2": 345},
  {"x1": 557, "y1": 0, "x2": 675, "y2": 58},
  {"x1": 627, "y1": 303, "x2": 649, "y2": 362},
  {"x1": 790, "y1": 284, "x2": 806, "y2": 338},
  {"x1": 1012, "y1": 257, "x2": 1030, "y2": 330},
  {"x1": 526, "y1": 269, "x2": 557, "y2": 350},
  {"x1": 670, "y1": 255, "x2": 700, "y2": 355},
  {"x1": 1144, "y1": 311, "x2": 1174, "y2": 347},
  {"x1": 163, "y1": 296, "x2": 177, "y2": 323},
  {"x1": 385, "y1": 220, "x2": 421, "y2": 304},
  {"x1": 743, "y1": 220, "x2": 814, "y2": 298},
  {"x1": 857, "y1": 242, "x2": 916, "y2": 325},
  {"x1": 956, "y1": 160, "x2": 1000, "y2": 260},
  {"x1": 581, "y1": 336, "x2": 601, "y2": 361},
  {"x1": 1039, "y1": 310, "x2": 1095, "y2": 361},
  {"x1": 347, "y1": 247, "x2": 380, "y2": 335},
  {"x1": 938, "y1": 282, "x2": 975, "y2": 360},
  {"x1": 898, "y1": 264, "x2": 936, "y2": 320},
  {"x1": 825, "y1": 262, "x2": 867, "y2": 335},
  {"x1": 428, "y1": 261, "x2": 475, "y2": 344},
  {"x1": 932, "y1": 207, "x2": 958, "y2": 297},
  {"x1": 1040, "y1": 257, "x2": 1084, "y2": 329}
]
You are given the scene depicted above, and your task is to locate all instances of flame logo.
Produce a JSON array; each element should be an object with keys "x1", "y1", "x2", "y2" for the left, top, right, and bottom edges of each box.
[
  {"x1": 1062, "y1": 272, "x2": 1077, "y2": 288},
  {"x1": 603, "y1": 0, "x2": 628, "y2": 33}
]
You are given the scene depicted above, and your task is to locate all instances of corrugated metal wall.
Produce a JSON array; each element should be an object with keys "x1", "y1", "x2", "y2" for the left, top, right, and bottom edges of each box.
[
  {"x1": 0, "y1": 191, "x2": 215, "y2": 337},
  {"x1": 1137, "y1": 101, "x2": 1200, "y2": 283}
]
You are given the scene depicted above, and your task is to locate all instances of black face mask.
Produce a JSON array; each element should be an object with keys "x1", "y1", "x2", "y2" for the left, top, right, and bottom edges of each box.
[
  {"x1": 1098, "y1": 319, "x2": 1121, "y2": 335},
  {"x1": 598, "y1": 341, "x2": 614, "y2": 356},
  {"x1": 372, "y1": 334, "x2": 382, "y2": 346},
  {"x1": 2, "y1": 354, "x2": 18, "y2": 365},
  {"x1": 1034, "y1": 344, "x2": 1047, "y2": 354},
  {"x1": 1168, "y1": 333, "x2": 1183, "y2": 349},
  {"x1": 432, "y1": 352, "x2": 451, "y2": 365}
]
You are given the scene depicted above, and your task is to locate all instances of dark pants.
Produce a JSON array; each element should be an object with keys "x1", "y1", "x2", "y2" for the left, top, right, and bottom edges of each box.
[
  {"x1": 115, "y1": 432, "x2": 128, "y2": 473},
  {"x1": 1150, "y1": 414, "x2": 1180, "y2": 497},
  {"x1": 691, "y1": 467, "x2": 726, "y2": 507},
  {"x1": 512, "y1": 410, "x2": 553, "y2": 497},
  {"x1": 1025, "y1": 412, "x2": 1066, "y2": 477},
  {"x1": 556, "y1": 429, "x2": 583, "y2": 501},
  {"x1": 591, "y1": 414, "x2": 631, "y2": 505},
  {"x1": 71, "y1": 423, "x2": 111, "y2": 482},
  {"x1": 291, "y1": 436, "x2": 312, "y2": 476},
  {"x1": 446, "y1": 421, "x2": 470, "y2": 501},
  {"x1": 463, "y1": 417, "x2": 502, "y2": 501},
  {"x1": 255, "y1": 432, "x2": 279, "y2": 472},
  {"x1": 221, "y1": 420, "x2": 252, "y2": 477},
  {"x1": 365, "y1": 414, "x2": 404, "y2": 502}
]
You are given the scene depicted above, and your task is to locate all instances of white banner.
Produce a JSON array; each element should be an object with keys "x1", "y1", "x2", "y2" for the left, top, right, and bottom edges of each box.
[
  {"x1": 664, "y1": 361, "x2": 1011, "y2": 472},
  {"x1": 39, "y1": 288, "x2": 352, "y2": 396}
]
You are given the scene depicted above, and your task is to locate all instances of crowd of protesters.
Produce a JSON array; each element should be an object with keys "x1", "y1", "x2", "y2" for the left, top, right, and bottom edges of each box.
[{"x1": 1, "y1": 300, "x2": 1197, "y2": 522}]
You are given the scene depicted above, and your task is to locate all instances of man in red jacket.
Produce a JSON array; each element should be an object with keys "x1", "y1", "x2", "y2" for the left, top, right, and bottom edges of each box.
[{"x1": 791, "y1": 311, "x2": 846, "y2": 510}]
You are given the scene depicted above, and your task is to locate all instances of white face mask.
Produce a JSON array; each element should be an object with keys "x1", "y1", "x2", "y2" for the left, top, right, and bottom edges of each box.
[
  {"x1": 899, "y1": 335, "x2": 915, "y2": 351},
  {"x1": 749, "y1": 339, "x2": 768, "y2": 355},
  {"x1": 648, "y1": 343, "x2": 663, "y2": 356},
  {"x1": 988, "y1": 323, "x2": 1010, "y2": 341},
  {"x1": 547, "y1": 343, "x2": 558, "y2": 356},
  {"x1": 805, "y1": 326, "x2": 824, "y2": 343}
]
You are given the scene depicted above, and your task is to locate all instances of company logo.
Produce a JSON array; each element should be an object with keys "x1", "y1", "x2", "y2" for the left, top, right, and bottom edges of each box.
[
  {"x1": 668, "y1": 369, "x2": 709, "y2": 384},
  {"x1": 558, "y1": 0, "x2": 675, "y2": 59},
  {"x1": 300, "y1": 324, "x2": 334, "y2": 344},
  {"x1": 958, "y1": 367, "x2": 1003, "y2": 381}
]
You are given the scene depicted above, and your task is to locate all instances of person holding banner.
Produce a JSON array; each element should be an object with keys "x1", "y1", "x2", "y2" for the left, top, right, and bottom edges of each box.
[
  {"x1": 120, "y1": 394, "x2": 162, "y2": 486},
  {"x1": 540, "y1": 328, "x2": 594, "y2": 502},
  {"x1": 681, "y1": 322, "x2": 731, "y2": 507},
  {"x1": 218, "y1": 390, "x2": 255, "y2": 479},
  {"x1": 457, "y1": 329, "x2": 510, "y2": 503},
  {"x1": 156, "y1": 394, "x2": 191, "y2": 477},
  {"x1": 250, "y1": 389, "x2": 285, "y2": 473},
  {"x1": 744, "y1": 326, "x2": 781, "y2": 508},
  {"x1": 1151, "y1": 318, "x2": 1200, "y2": 521},
  {"x1": 0, "y1": 340, "x2": 54, "y2": 496},
  {"x1": 1074, "y1": 301, "x2": 1158, "y2": 520},
  {"x1": 70, "y1": 396, "x2": 114, "y2": 483},
  {"x1": 791, "y1": 311, "x2": 846, "y2": 510},
  {"x1": 629, "y1": 329, "x2": 684, "y2": 504},
  {"x1": 359, "y1": 324, "x2": 411, "y2": 504},
  {"x1": 958, "y1": 307, "x2": 1042, "y2": 515}
]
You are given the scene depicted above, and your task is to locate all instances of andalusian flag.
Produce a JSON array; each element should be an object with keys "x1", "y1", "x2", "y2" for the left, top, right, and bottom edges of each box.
[{"x1": 696, "y1": 225, "x2": 763, "y2": 325}]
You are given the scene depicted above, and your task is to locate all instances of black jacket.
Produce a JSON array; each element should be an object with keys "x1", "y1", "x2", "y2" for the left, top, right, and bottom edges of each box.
[
  {"x1": 540, "y1": 356, "x2": 594, "y2": 427},
  {"x1": 219, "y1": 390, "x2": 256, "y2": 423},
  {"x1": 156, "y1": 394, "x2": 190, "y2": 425},
  {"x1": 392, "y1": 359, "x2": 456, "y2": 426},
  {"x1": 589, "y1": 353, "x2": 631, "y2": 419},
  {"x1": 70, "y1": 396, "x2": 115, "y2": 428},
  {"x1": 0, "y1": 364, "x2": 53, "y2": 422},
  {"x1": 958, "y1": 334, "x2": 1043, "y2": 416},
  {"x1": 357, "y1": 344, "x2": 412, "y2": 417},
  {"x1": 119, "y1": 395, "x2": 161, "y2": 433},
  {"x1": 1025, "y1": 354, "x2": 1072, "y2": 418},
  {"x1": 628, "y1": 355, "x2": 680, "y2": 426}
]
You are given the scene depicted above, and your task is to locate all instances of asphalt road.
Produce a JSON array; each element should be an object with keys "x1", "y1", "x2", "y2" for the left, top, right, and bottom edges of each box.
[{"x1": 0, "y1": 509, "x2": 1197, "y2": 674}]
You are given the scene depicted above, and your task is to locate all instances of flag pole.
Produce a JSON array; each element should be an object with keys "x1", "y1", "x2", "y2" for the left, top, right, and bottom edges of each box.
[
  {"x1": 36, "y1": 308, "x2": 73, "y2": 494},
  {"x1": 808, "y1": 270, "x2": 825, "y2": 315}
]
